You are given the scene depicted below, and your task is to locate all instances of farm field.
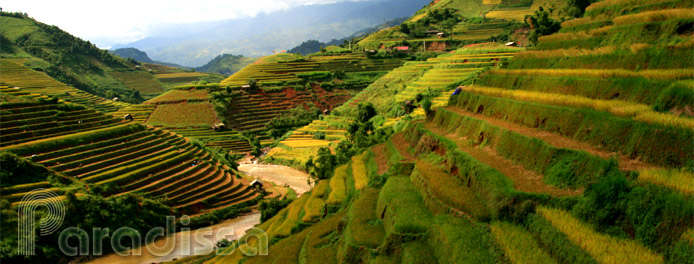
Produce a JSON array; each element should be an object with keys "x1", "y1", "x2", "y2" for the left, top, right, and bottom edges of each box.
[
  {"x1": 3, "y1": 0, "x2": 694, "y2": 263},
  {"x1": 0, "y1": 59, "x2": 131, "y2": 112},
  {"x1": 215, "y1": 1, "x2": 694, "y2": 263},
  {"x1": 146, "y1": 102, "x2": 218, "y2": 127},
  {"x1": 0, "y1": 97, "x2": 262, "y2": 216},
  {"x1": 266, "y1": 46, "x2": 522, "y2": 166}
]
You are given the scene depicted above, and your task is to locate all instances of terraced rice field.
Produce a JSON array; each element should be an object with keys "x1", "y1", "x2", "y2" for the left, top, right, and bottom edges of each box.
[
  {"x1": 0, "y1": 101, "x2": 125, "y2": 147},
  {"x1": 110, "y1": 70, "x2": 165, "y2": 94},
  {"x1": 171, "y1": 128, "x2": 252, "y2": 153},
  {"x1": 485, "y1": 7, "x2": 532, "y2": 21},
  {"x1": 0, "y1": 59, "x2": 130, "y2": 112},
  {"x1": 110, "y1": 104, "x2": 157, "y2": 123},
  {"x1": 146, "y1": 102, "x2": 218, "y2": 127},
  {"x1": 537, "y1": 207, "x2": 663, "y2": 264},
  {"x1": 1, "y1": 123, "x2": 260, "y2": 215},
  {"x1": 266, "y1": 116, "x2": 349, "y2": 164}
]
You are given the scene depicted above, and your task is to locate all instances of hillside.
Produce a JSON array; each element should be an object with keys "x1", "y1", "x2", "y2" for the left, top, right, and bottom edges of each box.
[
  {"x1": 355, "y1": 0, "x2": 568, "y2": 51},
  {"x1": 111, "y1": 47, "x2": 192, "y2": 69},
  {"x1": 110, "y1": 47, "x2": 155, "y2": 63},
  {"x1": 195, "y1": 54, "x2": 258, "y2": 75},
  {"x1": 203, "y1": 0, "x2": 694, "y2": 263},
  {"x1": 2, "y1": 0, "x2": 693, "y2": 263},
  {"x1": 0, "y1": 12, "x2": 151, "y2": 103}
]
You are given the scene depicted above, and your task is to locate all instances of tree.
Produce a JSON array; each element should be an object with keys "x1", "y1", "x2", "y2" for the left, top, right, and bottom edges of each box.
[
  {"x1": 356, "y1": 102, "x2": 377, "y2": 123},
  {"x1": 248, "y1": 79, "x2": 258, "y2": 90},
  {"x1": 400, "y1": 23, "x2": 410, "y2": 34},
  {"x1": 525, "y1": 7, "x2": 561, "y2": 46}
]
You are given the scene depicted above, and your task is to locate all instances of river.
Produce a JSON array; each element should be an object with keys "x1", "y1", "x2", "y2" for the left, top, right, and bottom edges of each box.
[{"x1": 85, "y1": 163, "x2": 310, "y2": 264}]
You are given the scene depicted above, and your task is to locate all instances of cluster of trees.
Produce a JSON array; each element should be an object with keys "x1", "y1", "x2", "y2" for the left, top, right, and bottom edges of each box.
[
  {"x1": 525, "y1": 7, "x2": 561, "y2": 46},
  {"x1": 265, "y1": 105, "x2": 322, "y2": 139},
  {"x1": 572, "y1": 172, "x2": 694, "y2": 262},
  {"x1": 305, "y1": 103, "x2": 393, "y2": 181},
  {"x1": 400, "y1": 8, "x2": 462, "y2": 38}
]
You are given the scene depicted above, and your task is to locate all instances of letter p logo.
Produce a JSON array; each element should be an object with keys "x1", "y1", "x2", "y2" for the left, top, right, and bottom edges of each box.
[{"x1": 17, "y1": 188, "x2": 66, "y2": 255}]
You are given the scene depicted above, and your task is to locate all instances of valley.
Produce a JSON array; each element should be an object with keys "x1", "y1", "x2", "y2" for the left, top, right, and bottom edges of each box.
[{"x1": 1, "y1": 0, "x2": 693, "y2": 263}]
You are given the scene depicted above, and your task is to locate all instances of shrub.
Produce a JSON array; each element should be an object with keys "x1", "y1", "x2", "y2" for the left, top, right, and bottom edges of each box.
[{"x1": 312, "y1": 132, "x2": 326, "y2": 139}]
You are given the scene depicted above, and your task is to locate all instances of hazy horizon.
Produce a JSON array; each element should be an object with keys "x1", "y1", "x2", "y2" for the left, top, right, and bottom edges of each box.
[{"x1": 1, "y1": 0, "x2": 379, "y2": 48}]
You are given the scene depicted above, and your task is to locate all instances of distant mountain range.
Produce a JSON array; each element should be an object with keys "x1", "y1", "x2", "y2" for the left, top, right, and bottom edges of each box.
[
  {"x1": 288, "y1": 17, "x2": 408, "y2": 55},
  {"x1": 112, "y1": 0, "x2": 428, "y2": 67},
  {"x1": 110, "y1": 48, "x2": 190, "y2": 69}
]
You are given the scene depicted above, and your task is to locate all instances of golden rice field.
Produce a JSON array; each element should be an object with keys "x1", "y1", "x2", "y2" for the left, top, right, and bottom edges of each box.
[
  {"x1": 485, "y1": 8, "x2": 531, "y2": 21},
  {"x1": 514, "y1": 46, "x2": 617, "y2": 58},
  {"x1": 537, "y1": 207, "x2": 664, "y2": 264},
  {"x1": 154, "y1": 72, "x2": 210, "y2": 79},
  {"x1": 585, "y1": 0, "x2": 673, "y2": 12},
  {"x1": 110, "y1": 71, "x2": 165, "y2": 94},
  {"x1": 461, "y1": 85, "x2": 694, "y2": 129},
  {"x1": 146, "y1": 102, "x2": 218, "y2": 127},
  {"x1": 561, "y1": 14, "x2": 611, "y2": 28},
  {"x1": 274, "y1": 194, "x2": 310, "y2": 237},
  {"x1": 351, "y1": 152, "x2": 369, "y2": 190},
  {"x1": 280, "y1": 140, "x2": 332, "y2": 148},
  {"x1": 326, "y1": 164, "x2": 348, "y2": 205},
  {"x1": 487, "y1": 68, "x2": 694, "y2": 80},
  {"x1": 613, "y1": 9, "x2": 694, "y2": 25},
  {"x1": 482, "y1": 0, "x2": 502, "y2": 4},
  {"x1": 638, "y1": 169, "x2": 694, "y2": 195},
  {"x1": 145, "y1": 89, "x2": 210, "y2": 104},
  {"x1": 538, "y1": 31, "x2": 592, "y2": 43},
  {"x1": 490, "y1": 221, "x2": 558, "y2": 264},
  {"x1": 302, "y1": 181, "x2": 328, "y2": 222}
]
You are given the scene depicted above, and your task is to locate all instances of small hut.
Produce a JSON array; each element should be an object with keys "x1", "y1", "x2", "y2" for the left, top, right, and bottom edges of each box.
[
  {"x1": 250, "y1": 179, "x2": 263, "y2": 189},
  {"x1": 212, "y1": 123, "x2": 225, "y2": 131},
  {"x1": 123, "y1": 114, "x2": 133, "y2": 121},
  {"x1": 504, "y1": 42, "x2": 517, "y2": 47}
]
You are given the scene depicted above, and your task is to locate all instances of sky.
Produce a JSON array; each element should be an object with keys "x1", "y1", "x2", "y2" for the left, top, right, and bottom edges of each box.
[{"x1": 2, "y1": 0, "x2": 369, "y2": 48}]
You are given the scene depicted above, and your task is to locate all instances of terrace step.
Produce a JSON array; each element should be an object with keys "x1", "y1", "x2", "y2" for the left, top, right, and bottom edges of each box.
[
  {"x1": 442, "y1": 106, "x2": 660, "y2": 172},
  {"x1": 421, "y1": 121, "x2": 580, "y2": 197}
]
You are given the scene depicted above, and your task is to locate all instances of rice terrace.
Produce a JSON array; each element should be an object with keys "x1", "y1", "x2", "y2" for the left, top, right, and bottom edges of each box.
[{"x1": 0, "y1": 0, "x2": 692, "y2": 263}]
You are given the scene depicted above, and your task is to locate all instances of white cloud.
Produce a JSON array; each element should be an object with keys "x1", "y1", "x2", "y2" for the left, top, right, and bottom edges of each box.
[{"x1": 1, "y1": 0, "x2": 363, "y2": 47}]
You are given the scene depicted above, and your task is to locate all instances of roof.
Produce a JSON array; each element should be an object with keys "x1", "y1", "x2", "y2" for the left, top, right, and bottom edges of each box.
[
  {"x1": 394, "y1": 46, "x2": 410, "y2": 51},
  {"x1": 241, "y1": 84, "x2": 251, "y2": 88},
  {"x1": 250, "y1": 179, "x2": 263, "y2": 186},
  {"x1": 505, "y1": 42, "x2": 516, "y2": 46}
]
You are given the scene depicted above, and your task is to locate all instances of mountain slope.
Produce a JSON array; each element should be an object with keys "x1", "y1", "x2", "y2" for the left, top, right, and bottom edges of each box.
[
  {"x1": 194, "y1": 54, "x2": 258, "y2": 75},
  {"x1": 205, "y1": 0, "x2": 694, "y2": 263},
  {"x1": 0, "y1": 12, "x2": 151, "y2": 103}
]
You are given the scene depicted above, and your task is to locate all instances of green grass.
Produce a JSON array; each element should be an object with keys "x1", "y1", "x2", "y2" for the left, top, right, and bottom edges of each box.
[
  {"x1": 427, "y1": 215, "x2": 500, "y2": 264},
  {"x1": 377, "y1": 176, "x2": 432, "y2": 235},
  {"x1": 433, "y1": 107, "x2": 621, "y2": 188},
  {"x1": 490, "y1": 221, "x2": 558, "y2": 264},
  {"x1": 538, "y1": 206, "x2": 664, "y2": 264},
  {"x1": 274, "y1": 194, "x2": 310, "y2": 238},
  {"x1": 450, "y1": 92, "x2": 693, "y2": 168},
  {"x1": 345, "y1": 188, "x2": 385, "y2": 249}
]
